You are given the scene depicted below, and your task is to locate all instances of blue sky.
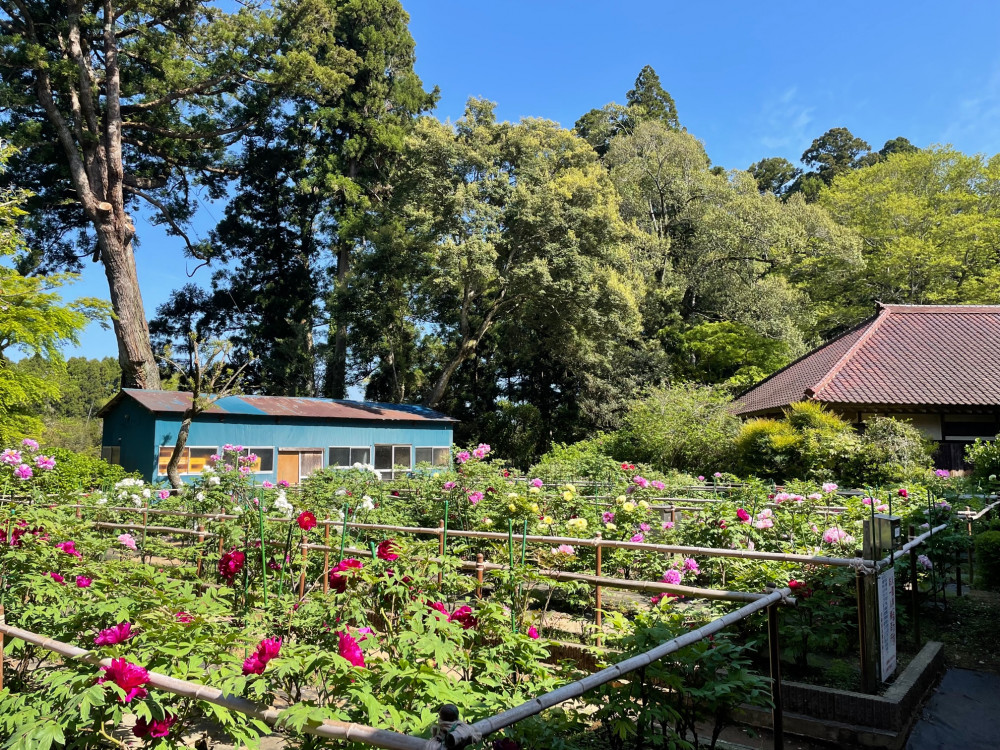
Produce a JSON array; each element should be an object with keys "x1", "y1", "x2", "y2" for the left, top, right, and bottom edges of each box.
[{"x1": 54, "y1": 0, "x2": 1000, "y2": 361}]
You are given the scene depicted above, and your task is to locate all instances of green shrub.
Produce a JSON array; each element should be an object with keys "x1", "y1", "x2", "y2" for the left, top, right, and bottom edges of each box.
[
  {"x1": 849, "y1": 417, "x2": 934, "y2": 486},
  {"x1": 975, "y1": 530, "x2": 1000, "y2": 591},
  {"x1": 735, "y1": 402, "x2": 858, "y2": 481},
  {"x1": 966, "y1": 435, "x2": 1000, "y2": 481},
  {"x1": 528, "y1": 436, "x2": 623, "y2": 483},
  {"x1": 47, "y1": 447, "x2": 134, "y2": 494},
  {"x1": 609, "y1": 384, "x2": 739, "y2": 474}
]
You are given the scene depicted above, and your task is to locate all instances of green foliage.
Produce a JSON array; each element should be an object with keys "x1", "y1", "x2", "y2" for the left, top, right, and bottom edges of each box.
[
  {"x1": 848, "y1": 417, "x2": 934, "y2": 486},
  {"x1": 679, "y1": 322, "x2": 790, "y2": 388},
  {"x1": 975, "y1": 530, "x2": 1000, "y2": 591},
  {"x1": 966, "y1": 436, "x2": 1000, "y2": 481},
  {"x1": 610, "y1": 385, "x2": 740, "y2": 474},
  {"x1": 736, "y1": 402, "x2": 859, "y2": 481},
  {"x1": 45, "y1": 448, "x2": 134, "y2": 494}
]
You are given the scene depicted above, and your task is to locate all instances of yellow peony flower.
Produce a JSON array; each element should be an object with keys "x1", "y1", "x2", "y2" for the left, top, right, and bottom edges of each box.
[
  {"x1": 541, "y1": 515, "x2": 554, "y2": 525},
  {"x1": 615, "y1": 495, "x2": 627, "y2": 505},
  {"x1": 530, "y1": 503, "x2": 539, "y2": 513},
  {"x1": 622, "y1": 502, "x2": 635, "y2": 512},
  {"x1": 508, "y1": 503, "x2": 517, "y2": 512},
  {"x1": 528, "y1": 486, "x2": 541, "y2": 494},
  {"x1": 562, "y1": 491, "x2": 573, "y2": 501},
  {"x1": 638, "y1": 500, "x2": 650, "y2": 510}
]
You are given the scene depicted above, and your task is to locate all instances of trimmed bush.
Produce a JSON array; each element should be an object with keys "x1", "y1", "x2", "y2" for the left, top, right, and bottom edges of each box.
[
  {"x1": 975, "y1": 530, "x2": 1000, "y2": 591},
  {"x1": 966, "y1": 435, "x2": 1000, "y2": 481},
  {"x1": 46, "y1": 447, "x2": 135, "y2": 494},
  {"x1": 849, "y1": 416, "x2": 934, "y2": 486}
]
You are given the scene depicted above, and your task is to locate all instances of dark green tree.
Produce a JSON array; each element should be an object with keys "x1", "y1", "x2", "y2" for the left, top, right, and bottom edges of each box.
[
  {"x1": 799, "y1": 127, "x2": 872, "y2": 186},
  {"x1": 747, "y1": 157, "x2": 801, "y2": 196}
]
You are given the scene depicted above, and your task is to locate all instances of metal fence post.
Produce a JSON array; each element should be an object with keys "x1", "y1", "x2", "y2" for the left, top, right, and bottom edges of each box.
[
  {"x1": 595, "y1": 542, "x2": 603, "y2": 646},
  {"x1": 967, "y1": 507, "x2": 975, "y2": 586},
  {"x1": 196, "y1": 523, "x2": 205, "y2": 577},
  {"x1": 856, "y1": 556, "x2": 878, "y2": 694}
]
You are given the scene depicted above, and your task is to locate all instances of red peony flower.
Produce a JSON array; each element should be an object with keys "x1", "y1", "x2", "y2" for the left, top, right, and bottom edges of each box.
[
  {"x1": 95, "y1": 622, "x2": 134, "y2": 646},
  {"x1": 133, "y1": 713, "x2": 176, "y2": 739},
  {"x1": 297, "y1": 511, "x2": 317, "y2": 531},
  {"x1": 218, "y1": 548, "x2": 246, "y2": 584},
  {"x1": 47, "y1": 572, "x2": 65, "y2": 584},
  {"x1": 175, "y1": 611, "x2": 194, "y2": 625},
  {"x1": 242, "y1": 653, "x2": 266, "y2": 675},
  {"x1": 99, "y1": 658, "x2": 150, "y2": 703},
  {"x1": 376, "y1": 539, "x2": 399, "y2": 561},
  {"x1": 788, "y1": 579, "x2": 812, "y2": 599},
  {"x1": 257, "y1": 637, "x2": 282, "y2": 663},
  {"x1": 898, "y1": 488, "x2": 909, "y2": 498},
  {"x1": 449, "y1": 605, "x2": 477, "y2": 630},
  {"x1": 736, "y1": 508, "x2": 751, "y2": 523},
  {"x1": 337, "y1": 630, "x2": 366, "y2": 668},
  {"x1": 76, "y1": 575, "x2": 93, "y2": 588}
]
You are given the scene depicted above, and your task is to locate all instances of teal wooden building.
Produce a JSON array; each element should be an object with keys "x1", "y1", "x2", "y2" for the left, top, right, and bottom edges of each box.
[{"x1": 97, "y1": 390, "x2": 456, "y2": 484}]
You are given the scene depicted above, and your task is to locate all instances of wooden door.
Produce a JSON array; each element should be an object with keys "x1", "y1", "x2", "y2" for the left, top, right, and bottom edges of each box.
[
  {"x1": 300, "y1": 450, "x2": 323, "y2": 480},
  {"x1": 278, "y1": 451, "x2": 299, "y2": 485}
]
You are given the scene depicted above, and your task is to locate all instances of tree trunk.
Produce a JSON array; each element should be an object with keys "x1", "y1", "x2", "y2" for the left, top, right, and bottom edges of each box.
[
  {"x1": 166, "y1": 412, "x2": 193, "y2": 489},
  {"x1": 97, "y1": 223, "x2": 160, "y2": 389}
]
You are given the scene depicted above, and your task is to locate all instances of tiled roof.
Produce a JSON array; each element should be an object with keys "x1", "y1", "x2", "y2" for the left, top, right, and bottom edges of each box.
[
  {"x1": 735, "y1": 304, "x2": 1000, "y2": 415},
  {"x1": 98, "y1": 390, "x2": 457, "y2": 423}
]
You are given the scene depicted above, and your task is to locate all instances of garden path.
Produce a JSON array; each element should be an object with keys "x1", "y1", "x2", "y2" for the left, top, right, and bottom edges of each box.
[{"x1": 905, "y1": 668, "x2": 1000, "y2": 750}]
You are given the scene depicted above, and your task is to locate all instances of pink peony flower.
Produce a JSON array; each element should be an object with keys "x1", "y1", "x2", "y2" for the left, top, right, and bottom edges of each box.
[
  {"x1": 682, "y1": 558, "x2": 700, "y2": 574},
  {"x1": 630, "y1": 533, "x2": 644, "y2": 542},
  {"x1": 0, "y1": 449, "x2": 21, "y2": 465},
  {"x1": 697, "y1": 475, "x2": 705, "y2": 481},
  {"x1": 21, "y1": 438, "x2": 39, "y2": 451},
  {"x1": 662, "y1": 521, "x2": 674, "y2": 530},
  {"x1": 639, "y1": 522, "x2": 650, "y2": 532},
  {"x1": 713, "y1": 472, "x2": 723, "y2": 478},
  {"x1": 822, "y1": 527, "x2": 854, "y2": 545},
  {"x1": 133, "y1": 713, "x2": 176, "y2": 739},
  {"x1": 95, "y1": 622, "x2": 134, "y2": 646},
  {"x1": 662, "y1": 569, "x2": 683, "y2": 585},
  {"x1": 632, "y1": 475, "x2": 650, "y2": 489},
  {"x1": 76, "y1": 576, "x2": 92, "y2": 588},
  {"x1": 34, "y1": 455, "x2": 55, "y2": 471},
  {"x1": 14, "y1": 463, "x2": 32, "y2": 480},
  {"x1": 277, "y1": 479, "x2": 290, "y2": 488},
  {"x1": 935, "y1": 469, "x2": 950, "y2": 478},
  {"x1": 56, "y1": 540, "x2": 83, "y2": 558},
  {"x1": 530, "y1": 478, "x2": 543, "y2": 488},
  {"x1": 602, "y1": 511, "x2": 615, "y2": 523},
  {"x1": 99, "y1": 658, "x2": 149, "y2": 703},
  {"x1": 328, "y1": 558, "x2": 363, "y2": 593},
  {"x1": 117, "y1": 533, "x2": 137, "y2": 551},
  {"x1": 456, "y1": 451, "x2": 471, "y2": 464},
  {"x1": 157, "y1": 489, "x2": 170, "y2": 500},
  {"x1": 376, "y1": 539, "x2": 399, "y2": 561},
  {"x1": 651, "y1": 480, "x2": 665, "y2": 490},
  {"x1": 467, "y1": 491, "x2": 484, "y2": 505},
  {"x1": 338, "y1": 630, "x2": 366, "y2": 667},
  {"x1": 262, "y1": 480, "x2": 275, "y2": 489},
  {"x1": 443, "y1": 481, "x2": 456, "y2": 490},
  {"x1": 552, "y1": 544, "x2": 575, "y2": 556},
  {"x1": 822, "y1": 483, "x2": 838, "y2": 493}
]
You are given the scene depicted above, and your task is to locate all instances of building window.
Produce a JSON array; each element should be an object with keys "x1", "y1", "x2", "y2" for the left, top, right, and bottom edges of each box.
[
  {"x1": 157, "y1": 446, "x2": 217, "y2": 476},
  {"x1": 101, "y1": 446, "x2": 121, "y2": 466},
  {"x1": 236, "y1": 447, "x2": 275, "y2": 473},
  {"x1": 328, "y1": 447, "x2": 372, "y2": 468},
  {"x1": 374, "y1": 444, "x2": 411, "y2": 480},
  {"x1": 415, "y1": 447, "x2": 451, "y2": 466}
]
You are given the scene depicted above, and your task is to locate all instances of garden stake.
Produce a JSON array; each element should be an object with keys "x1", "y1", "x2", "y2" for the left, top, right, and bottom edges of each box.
[
  {"x1": 508, "y1": 519, "x2": 517, "y2": 633},
  {"x1": 437, "y1": 520, "x2": 445, "y2": 586},
  {"x1": 338, "y1": 503, "x2": 349, "y2": 564},
  {"x1": 909, "y1": 525, "x2": 920, "y2": 646},
  {"x1": 298, "y1": 533, "x2": 308, "y2": 599},
  {"x1": 323, "y1": 515, "x2": 331, "y2": 594},
  {"x1": 967, "y1": 507, "x2": 975, "y2": 585},
  {"x1": 257, "y1": 503, "x2": 268, "y2": 600},
  {"x1": 196, "y1": 524, "x2": 205, "y2": 577},
  {"x1": 278, "y1": 524, "x2": 294, "y2": 598},
  {"x1": 476, "y1": 553, "x2": 484, "y2": 599},
  {"x1": 443, "y1": 499, "x2": 450, "y2": 558},
  {"x1": 141, "y1": 498, "x2": 149, "y2": 565}
]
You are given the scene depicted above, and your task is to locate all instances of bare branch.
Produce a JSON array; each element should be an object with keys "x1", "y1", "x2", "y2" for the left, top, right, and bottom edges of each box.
[{"x1": 123, "y1": 185, "x2": 208, "y2": 259}]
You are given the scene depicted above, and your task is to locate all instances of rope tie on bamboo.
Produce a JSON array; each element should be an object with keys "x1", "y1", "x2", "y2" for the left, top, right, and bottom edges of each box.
[
  {"x1": 423, "y1": 705, "x2": 481, "y2": 749},
  {"x1": 848, "y1": 557, "x2": 876, "y2": 575}
]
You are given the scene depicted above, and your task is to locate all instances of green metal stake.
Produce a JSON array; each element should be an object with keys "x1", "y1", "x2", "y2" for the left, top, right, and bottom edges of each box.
[
  {"x1": 508, "y1": 519, "x2": 517, "y2": 633},
  {"x1": 258, "y1": 502, "x2": 268, "y2": 601},
  {"x1": 443, "y1": 498, "x2": 450, "y2": 557},
  {"x1": 338, "y1": 503, "x2": 349, "y2": 564}
]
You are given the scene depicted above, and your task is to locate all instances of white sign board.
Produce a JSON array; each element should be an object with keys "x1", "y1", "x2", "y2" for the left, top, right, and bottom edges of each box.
[{"x1": 878, "y1": 568, "x2": 897, "y2": 681}]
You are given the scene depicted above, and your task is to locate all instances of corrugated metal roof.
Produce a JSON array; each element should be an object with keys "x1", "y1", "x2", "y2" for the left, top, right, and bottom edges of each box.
[
  {"x1": 736, "y1": 304, "x2": 1000, "y2": 415},
  {"x1": 98, "y1": 390, "x2": 457, "y2": 423}
]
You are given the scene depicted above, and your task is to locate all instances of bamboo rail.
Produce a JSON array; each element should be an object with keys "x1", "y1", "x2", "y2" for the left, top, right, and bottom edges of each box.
[{"x1": 0, "y1": 622, "x2": 426, "y2": 750}]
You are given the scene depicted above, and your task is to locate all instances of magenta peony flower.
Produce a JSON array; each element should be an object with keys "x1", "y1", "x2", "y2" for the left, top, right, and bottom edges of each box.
[
  {"x1": 133, "y1": 713, "x2": 176, "y2": 739},
  {"x1": 376, "y1": 539, "x2": 399, "y2": 561},
  {"x1": 21, "y1": 438, "x2": 39, "y2": 451},
  {"x1": 218, "y1": 548, "x2": 246, "y2": 583},
  {"x1": 467, "y1": 491, "x2": 484, "y2": 505},
  {"x1": 277, "y1": 479, "x2": 290, "y2": 487},
  {"x1": 242, "y1": 653, "x2": 266, "y2": 675},
  {"x1": 76, "y1": 575, "x2": 92, "y2": 588},
  {"x1": 337, "y1": 630, "x2": 366, "y2": 668},
  {"x1": 328, "y1": 558, "x2": 363, "y2": 593},
  {"x1": 56, "y1": 540, "x2": 83, "y2": 558},
  {"x1": 14, "y1": 463, "x2": 32, "y2": 480},
  {"x1": 99, "y1": 658, "x2": 149, "y2": 703},
  {"x1": 443, "y1": 481, "x2": 456, "y2": 490},
  {"x1": 449, "y1": 605, "x2": 477, "y2": 630},
  {"x1": 662, "y1": 569, "x2": 683, "y2": 585},
  {"x1": 175, "y1": 611, "x2": 194, "y2": 624},
  {"x1": 95, "y1": 622, "x2": 134, "y2": 646},
  {"x1": 456, "y1": 451, "x2": 471, "y2": 464},
  {"x1": 257, "y1": 637, "x2": 282, "y2": 663},
  {"x1": 157, "y1": 489, "x2": 170, "y2": 500},
  {"x1": 47, "y1": 572, "x2": 65, "y2": 584},
  {"x1": 736, "y1": 508, "x2": 750, "y2": 523},
  {"x1": 682, "y1": 557, "x2": 700, "y2": 574},
  {"x1": 527, "y1": 626, "x2": 539, "y2": 639},
  {"x1": 34, "y1": 454, "x2": 56, "y2": 471}
]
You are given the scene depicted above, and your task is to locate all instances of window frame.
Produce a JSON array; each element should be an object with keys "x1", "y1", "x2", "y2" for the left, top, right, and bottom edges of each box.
[
  {"x1": 235, "y1": 446, "x2": 276, "y2": 474},
  {"x1": 374, "y1": 443, "x2": 412, "y2": 480},
  {"x1": 157, "y1": 445, "x2": 219, "y2": 477},
  {"x1": 327, "y1": 446, "x2": 373, "y2": 469},
  {"x1": 101, "y1": 446, "x2": 121, "y2": 466},
  {"x1": 415, "y1": 446, "x2": 451, "y2": 467}
]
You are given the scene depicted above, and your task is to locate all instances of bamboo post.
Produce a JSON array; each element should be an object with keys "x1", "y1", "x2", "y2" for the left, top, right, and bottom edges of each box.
[
  {"x1": 909, "y1": 525, "x2": 920, "y2": 647},
  {"x1": 0, "y1": 604, "x2": 4, "y2": 691},
  {"x1": 196, "y1": 524, "x2": 206, "y2": 577},
  {"x1": 967, "y1": 506, "x2": 975, "y2": 585},
  {"x1": 476, "y1": 553, "x2": 484, "y2": 599},
  {"x1": 767, "y1": 590, "x2": 784, "y2": 750},
  {"x1": 670, "y1": 505, "x2": 676, "y2": 525},
  {"x1": 338, "y1": 504, "x2": 349, "y2": 564},
  {"x1": 141, "y1": 498, "x2": 149, "y2": 564},
  {"x1": 299, "y1": 534, "x2": 307, "y2": 599},
  {"x1": 437, "y1": 520, "x2": 445, "y2": 586},
  {"x1": 323, "y1": 516, "x2": 331, "y2": 595},
  {"x1": 856, "y1": 559, "x2": 878, "y2": 694},
  {"x1": 595, "y1": 542, "x2": 603, "y2": 645}
]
